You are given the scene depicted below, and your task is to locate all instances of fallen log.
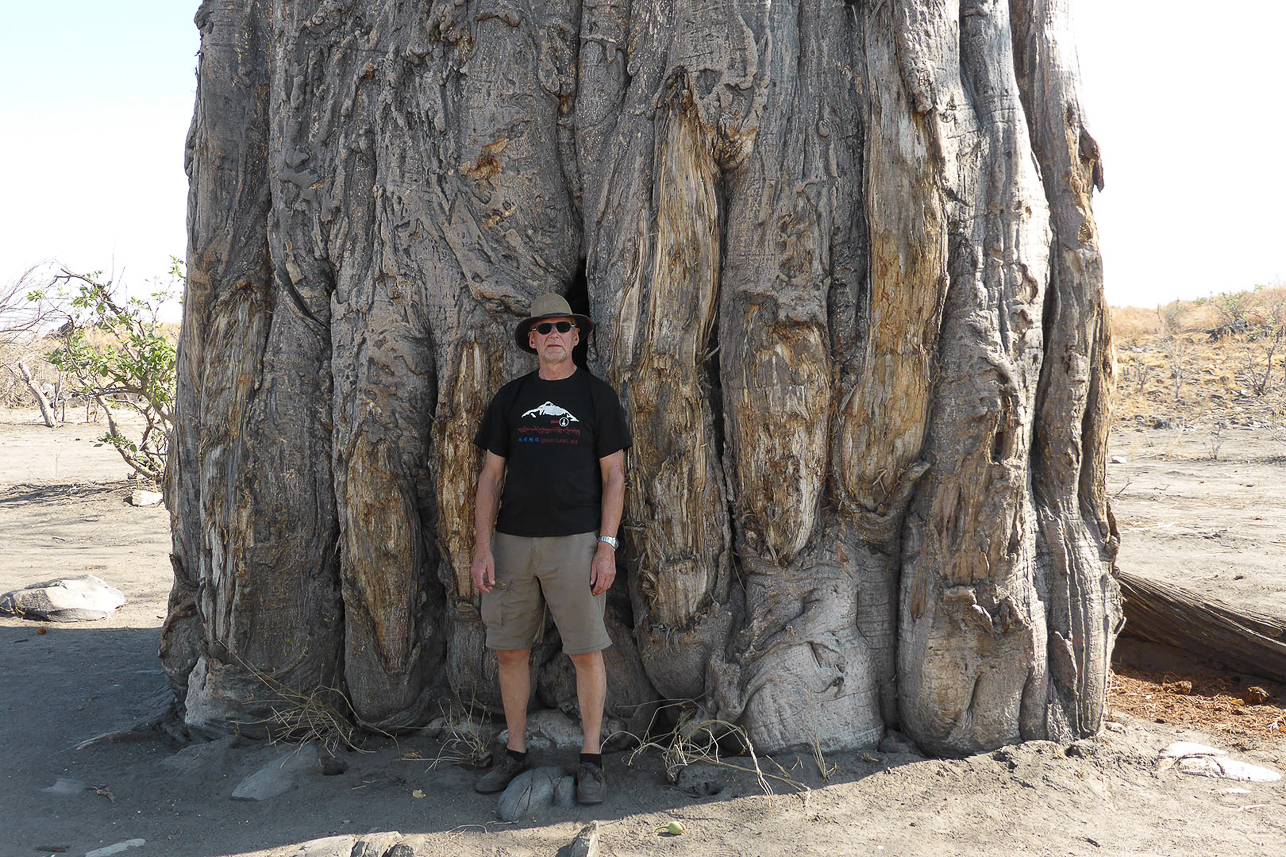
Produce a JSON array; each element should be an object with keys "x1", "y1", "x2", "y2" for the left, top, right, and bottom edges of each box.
[{"x1": 1116, "y1": 569, "x2": 1286, "y2": 683}]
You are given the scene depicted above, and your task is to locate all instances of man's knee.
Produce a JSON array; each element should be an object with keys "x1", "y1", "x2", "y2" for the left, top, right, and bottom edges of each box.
[
  {"x1": 568, "y1": 650, "x2": 603, "y2": 670},
  {"x1": 496, "y1": 648, "x2": 530, "y2": 668}
]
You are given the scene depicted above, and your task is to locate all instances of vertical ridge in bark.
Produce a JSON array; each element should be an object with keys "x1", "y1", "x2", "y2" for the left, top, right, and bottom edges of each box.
[{"x1": 1011, "y1": 0, "x2": 1123, "y2": 742}]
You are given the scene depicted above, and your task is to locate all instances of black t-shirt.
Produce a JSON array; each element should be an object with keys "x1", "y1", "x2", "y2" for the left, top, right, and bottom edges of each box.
[{"x1": 474, "y1": 369, "x2": 631, "y2": 537}]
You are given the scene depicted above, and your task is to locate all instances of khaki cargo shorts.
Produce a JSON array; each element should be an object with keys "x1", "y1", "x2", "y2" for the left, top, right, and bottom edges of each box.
[{"x1": 481, "y1": 531, "x2": 612, "y2": 655}]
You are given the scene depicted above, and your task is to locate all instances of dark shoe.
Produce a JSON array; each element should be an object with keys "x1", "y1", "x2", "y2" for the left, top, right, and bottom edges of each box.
[
  {"x1": 575, "y1": 762, "x2": 605, "y2": 804},
  {"x1": 475, "y1": 753, "x2": 530, "y2": 794}
]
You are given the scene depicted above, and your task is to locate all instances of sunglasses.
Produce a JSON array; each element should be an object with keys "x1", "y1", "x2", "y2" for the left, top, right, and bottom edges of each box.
[{"x1": 534, "y1": 320, "x2": 576, "y2": 335}]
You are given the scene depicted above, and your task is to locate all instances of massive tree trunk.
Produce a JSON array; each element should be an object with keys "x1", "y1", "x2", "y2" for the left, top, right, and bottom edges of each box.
[{"x1": 165, "y1": 0, "x2": 1121, "y2": 756}]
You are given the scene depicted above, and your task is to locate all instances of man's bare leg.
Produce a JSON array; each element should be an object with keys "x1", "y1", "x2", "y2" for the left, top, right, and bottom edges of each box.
[
  {"x1": 569, "y1": 650, "x2": 606, "y2": 753},
  {"x1": 496, "y1": 648, "x2": 531, "y2": 752}
]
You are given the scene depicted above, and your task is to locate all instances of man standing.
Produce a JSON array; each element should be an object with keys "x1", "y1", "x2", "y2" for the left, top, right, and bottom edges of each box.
[{"x1": 470, "y1": 293, "x2": 630, "y2": 805}]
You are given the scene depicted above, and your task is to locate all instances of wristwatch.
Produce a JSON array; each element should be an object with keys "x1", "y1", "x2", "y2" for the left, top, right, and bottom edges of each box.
[{"x1": 598, "y1": 535, "x2": 619, "y2": 549}]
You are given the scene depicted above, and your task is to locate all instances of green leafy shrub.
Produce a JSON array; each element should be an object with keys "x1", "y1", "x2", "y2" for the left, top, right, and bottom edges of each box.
[{"x1": 27, "y1": 261, "x2": 181, "y2": 483}]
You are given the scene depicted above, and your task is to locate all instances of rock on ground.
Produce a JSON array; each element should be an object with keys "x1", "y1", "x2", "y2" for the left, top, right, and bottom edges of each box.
[
  {"x1": 497, "y1": 709, "x2": 627, "y2": 753},
  {"x1": 1176, "y1": 755, "x2": 1282, "y2": 782},
  {"x1": 566, "y1": 821, "x2": 601, "y2": 857},
  {"x1": 497, "y1": 765, "x2": 565, "y2": 822},
  {"x1": 260, "y1": 833, "x2": 412, "y2": 857},
  {"x1": 231, "y1": 745, "x2": 320, "y2": 801},
  {"x1": 1158, "y1": 741, "x2": 1282, "y2": 782},
  {"x1": 553, "y1": 774, "x2": 576, "y2": 808},
  {"x1": 159, "y1": 735, "x2": 240, "y2": 777},
  {"x1": 350, "y1": 832, "x2": 410, "y2": 857},
  {"x1": 0, "y1": 574, "x2": 125, "y2": 621},
  {"x1": 84, "y1": 840, "x2": 146, "y2": 857},
  {"x1": 41, "y1": 777, "x2": 90, "y2": 796},
  {"x1": 674, "y1": 762, "x2": 728, "y2": 798}
]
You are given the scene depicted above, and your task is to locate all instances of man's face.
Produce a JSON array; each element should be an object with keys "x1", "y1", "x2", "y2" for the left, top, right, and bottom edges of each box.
[{"x1": 529, "y1": 316, "x2": 579, "y2": 364}]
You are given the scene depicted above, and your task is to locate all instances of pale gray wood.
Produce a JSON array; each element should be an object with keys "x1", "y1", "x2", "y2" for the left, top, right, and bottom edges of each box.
[
  {"x1": 1118, "y1": 570, "x2": 1286, "y2": 684},
  {"x1": 16, "y1": 361, "x2": 56, "y2": 428},
  {"x1": 1014, "y1": 0, "x2": 1123, "y2": 746}
]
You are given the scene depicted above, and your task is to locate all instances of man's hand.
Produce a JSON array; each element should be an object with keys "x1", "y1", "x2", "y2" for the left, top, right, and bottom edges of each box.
[
  {"x1": 590, "y1": 542, "x2": 616, "y2": 596},
  {"x1": 471, "y1": 549, "x2": 496, "y2": 594}
]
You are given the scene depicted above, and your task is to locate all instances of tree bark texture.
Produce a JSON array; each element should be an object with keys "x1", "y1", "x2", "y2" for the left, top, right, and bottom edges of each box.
[{"x1": 167, "y1": 0, "x2": 1121, "y2": 756}]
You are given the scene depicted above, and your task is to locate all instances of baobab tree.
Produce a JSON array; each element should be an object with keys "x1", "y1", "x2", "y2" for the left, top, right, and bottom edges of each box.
[{"x1": 164, "y1": 0, "x2": 1121, "y2": 757}]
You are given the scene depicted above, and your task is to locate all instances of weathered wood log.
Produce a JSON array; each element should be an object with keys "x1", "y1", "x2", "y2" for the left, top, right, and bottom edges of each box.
[
  {"x1": 165, "y1": 0, "x2": 1121, "y2": 755},
  {"x1": 1117, "y1": 570, "x2": 1286, "y2": 684}
]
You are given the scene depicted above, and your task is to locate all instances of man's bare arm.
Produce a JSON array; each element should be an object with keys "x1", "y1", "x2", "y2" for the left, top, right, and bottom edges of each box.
[
  {"x1": 591, "y1": 450, "x2": 626, "y2": 596},
  {"x1": 470, "y1": 451, "x2": 506, "y2": 594}
]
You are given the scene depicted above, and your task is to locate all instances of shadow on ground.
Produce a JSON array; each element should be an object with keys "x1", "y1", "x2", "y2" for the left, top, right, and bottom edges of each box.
[{"x1": 0, "y1": 619, "x2": 927, "y2": 857}]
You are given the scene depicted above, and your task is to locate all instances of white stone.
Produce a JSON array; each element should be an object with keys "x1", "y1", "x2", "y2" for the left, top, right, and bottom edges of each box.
[
  {"x1": 421, "y1": 714, "x2": 490, "y2": 744},
  {"x1": 40, "y1": 777, "x2": 89, "y2": 795},
  {"x1": 129, "y1": 489, "x2": 163, "y2": 507},
  {"x1": 280, "y1": 835, "x2": 358, "y2": 857},
  {"x1": 85, "y1": 840, "x2": 146, "y2": 857},
  {"x1": 1176, "y1": 756, "x2": 1281, "y2": 783},
  {"x1": 0, "y1": 575, "x2": 125, "y2": 622},
  {"x1": 350, "y1": 833, "x2": 408, "y2": 857},
  {"x1": 1160, "y1": 741, "x2": 1225, "y2": 758},
  {"x1": 498, "y1": 709, "x2": 581, "y2": 752}
]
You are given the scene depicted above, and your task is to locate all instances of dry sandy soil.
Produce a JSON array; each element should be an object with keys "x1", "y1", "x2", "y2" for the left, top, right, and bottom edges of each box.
[{"x1": 3, "y1": 311, "x2": 1286, "y2": 857}]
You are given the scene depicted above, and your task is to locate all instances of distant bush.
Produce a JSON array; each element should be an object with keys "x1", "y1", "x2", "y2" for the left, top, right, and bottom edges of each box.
[
  {"x1": 25, "y1": 262, "x2": 182, "y2": 483},
  {"x1": 1111, "y1": 285, "x2": 1286, "y2": 341}
]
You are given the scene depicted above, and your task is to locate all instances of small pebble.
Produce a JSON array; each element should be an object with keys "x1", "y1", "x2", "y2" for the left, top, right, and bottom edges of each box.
[
  {"x1": 41, "y1": 778, "x2": 89, "y2": 796},
  {"x1": 1244, "y1": 686, "x2": 1271, "y2": 705}
]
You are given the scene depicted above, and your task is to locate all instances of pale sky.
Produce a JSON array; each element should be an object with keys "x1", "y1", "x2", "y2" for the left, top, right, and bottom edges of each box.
[
  {"x1": 1, "y1": 1, "x2": 1281, "y2": 310},
  {"x1": 0, "y1": 2, "x2": 197, "y2": 301}
]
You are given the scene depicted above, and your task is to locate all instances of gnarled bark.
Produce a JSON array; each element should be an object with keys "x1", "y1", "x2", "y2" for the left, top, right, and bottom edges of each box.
[{"x1": 167, "y1": 0, "x2": 1119, "y2": 755}]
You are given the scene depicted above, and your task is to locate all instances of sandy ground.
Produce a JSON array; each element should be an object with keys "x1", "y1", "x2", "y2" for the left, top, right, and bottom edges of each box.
[
  {"x1": 2, "y1": 407, "x2": 1285, "y2": 857},
  {"x1": 1110, "y1": 425, "x2": 1286, "y2": 617}
]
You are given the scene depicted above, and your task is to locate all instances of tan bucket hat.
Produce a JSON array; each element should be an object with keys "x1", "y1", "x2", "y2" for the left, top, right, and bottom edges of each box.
[{"x1": 514, "y1": 293, "x2": 594, "y2": 354}]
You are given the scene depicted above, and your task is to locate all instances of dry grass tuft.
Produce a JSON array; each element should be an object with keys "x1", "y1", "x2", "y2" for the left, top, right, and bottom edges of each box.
[
  {"x1": 402, "y1": 697, "x2": 496, "y2": 770},
  {"x1": 258, "y1": 682, "x2": 371, "y2": 756},
  {"x1": 226, "y1": 648, "x2": 386, "y2": 756},
  {"x1": 619, "y1": 706, "x2": 833, "y2": 796}
]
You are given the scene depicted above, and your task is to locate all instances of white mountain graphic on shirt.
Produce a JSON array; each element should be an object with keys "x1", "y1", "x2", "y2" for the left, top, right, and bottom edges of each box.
[{"x1": 521, "y1": 401, "x2": 580, "y2": 426}]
